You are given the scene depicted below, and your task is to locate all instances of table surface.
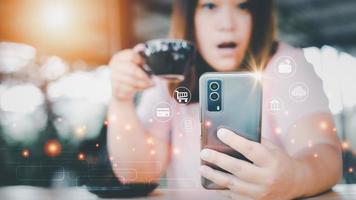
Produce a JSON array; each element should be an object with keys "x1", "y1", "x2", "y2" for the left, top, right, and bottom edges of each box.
[{"x1": 0, "y1": 184, "x2": 355, "y2": 200}]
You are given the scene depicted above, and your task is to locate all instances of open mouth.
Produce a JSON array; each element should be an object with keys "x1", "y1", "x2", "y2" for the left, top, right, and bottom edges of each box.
[{"x1": 217, "y1": 42, "x2": 237, "y2": 49}]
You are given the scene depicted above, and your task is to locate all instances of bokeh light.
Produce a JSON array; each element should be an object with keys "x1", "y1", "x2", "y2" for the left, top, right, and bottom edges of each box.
[
  {"x1": 77, "y1": 152, "x2": 86, "y2": 161},
  {"x1": 44, "y1": 140, "x2": 62, "y2": 157},
  {"x1": 21, "y1": 149, "x2": 30, "y2": 158}
]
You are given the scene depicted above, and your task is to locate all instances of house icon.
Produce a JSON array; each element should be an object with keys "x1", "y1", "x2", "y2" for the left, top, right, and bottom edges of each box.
[{"x1": 270, "y1": 99, "x2": 281, "y2": 112}]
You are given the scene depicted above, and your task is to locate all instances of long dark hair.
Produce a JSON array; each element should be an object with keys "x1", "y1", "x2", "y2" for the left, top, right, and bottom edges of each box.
[{"x1": 170, "y1": 0, "x2": 278, "y2": 103}]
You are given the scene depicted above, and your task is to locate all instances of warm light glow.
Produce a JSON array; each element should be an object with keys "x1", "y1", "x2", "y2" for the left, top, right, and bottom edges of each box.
[
  {"x1": 95, "y1": 143, "x2": 100, "y2": 148},
  {"x1": 42, "y1": 2, "x2": 71, "y2": 30},
  {"x1": 104, "y1": 120, "x2": 109, "y2": 126},
  {"x1": 22, "y1": 149, "x2": 30, "y2": 158},
  {"x1": 342, "y1": 141, "x2": 350, "y2": 150},
  {"x1": 253, "y1": 71, "x2": 263, "y2": 81},
  {"x1": 275, "y1": 127, "x2": 282, "y2": 135},
  {"x1": 147, "y1": 137, "x2": 154, "y2": 145},
  {"x1": 44, "y1": 140, "x2": 62, "y2": 157},
  {"x1": 173, "y1": 148, "x2": 180, "y2": 155},
  {"x1": 313, "y1": 153, "x2": 318, "y2": 158},
  {"x1": 78, "y1": 152, "x2": 86, "y2": 161},
  {"x1": 205, "y1": 121, "x2": 212, "y2": 127},
  {"x1": 74, "y1": 125, "x2": 87, "y2": 138},
  {"x1": 125, "y1": 124, "x2": 132, "y2": 131},
  {"x1": 349, "y1": 167, "x2": 354, "y2": 173},
  {"x1": 319, "y1": 121, "x2": 328, "y2": 130},
  {"x1": 150, "y1": 149, "x2": 156, "y2": 155}
]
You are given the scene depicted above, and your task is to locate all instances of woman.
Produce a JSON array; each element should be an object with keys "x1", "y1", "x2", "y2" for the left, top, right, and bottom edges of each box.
[{"x1": 107, "y1": 0, "x2": 342, "y2": 199}]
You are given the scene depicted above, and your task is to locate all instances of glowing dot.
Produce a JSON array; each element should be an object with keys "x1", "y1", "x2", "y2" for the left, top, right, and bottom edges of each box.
[
  {"x1": 57, "y1": 118, "x2": 62, "y2": 122},
  {"x1": 116, "y1": 136, "x2": 121, "y2": 140},
  {"x1": 293, "y1": 124, "x2": 297, "y2": 128},
  {"x1": 150, "y1": 149, "x2": 156, "y2": 155},
  {"x1": 308, "y1": 140, "x2": 313, "y2": 148},
  {"x1": 253, "y1": 71, "x2": 263, "y2": 81},
  {"x1": 22, "y1": 149, "x2": 30, "y2": 158},
  {"x1": 132, "y1": 148, "x2": 136, "y2": 152},
  {"x1": 147, "y1": 137, "x2": 154, "y2": 145},
  {"x1": 173, "y1": 148, "x2": 180, "y2": 155},
  {"x1": 75, "y1": 125, "x2": 87, "y2": 138},
  {"x1": 109, "y1": 156, "x2": 114, "y2": 161},
  {"x1": 313, "y1": 153, "x2": 318, "y2": 158},
  {"x1": 275, "y1": 127, "x2": 282, "y2": 135},
  {"x1": 78, "y1": 153, "x2": 86, "y2": 161},
  {"x1": 349, "y1": 167, "x2": 354, "y2": 173},
  {"x1": 205, "y1": 121, "x2": 212, "y2": 127},
  {"x1": 104, "y1": 120, "x2": 109, "y2": 126},
  {"x1": 96, "y1": 144, "x2": 100, "y2": 148},
  {"x1": 125, "y1": 124, "x2": 132, "y2": 131},
  {"x1": 333, "y1": 128, "x2": 337, "y2": 132},
  {"x1": 319, "y1": 121, "x2": 328, "y2": 130},
  {"x1": 290, "y1": 139, "x2": 295, "y2": 144},
  {"x1": 149, "y1": 118, "x2": 153, "y2": 123},
  {"x1": 44, "y1": 140, "x2": 62, "y2": 157},
  {"x1": 342, "y1": 141, "x2": 350, "y2": 150}
]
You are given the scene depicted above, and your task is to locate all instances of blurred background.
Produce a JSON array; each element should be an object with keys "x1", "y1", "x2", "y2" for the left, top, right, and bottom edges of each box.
[{"x1": 0, "y1": 0, "x2": 356, "y2": 187}]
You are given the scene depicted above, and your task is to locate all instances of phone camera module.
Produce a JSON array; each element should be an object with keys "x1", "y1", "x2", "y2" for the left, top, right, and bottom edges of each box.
[
  {"x1": 209, "y1": 82, "x2": 219, "y2": 91},
  {"x1": 209, "y1": 92, "x2": 219, "y2": 101}
]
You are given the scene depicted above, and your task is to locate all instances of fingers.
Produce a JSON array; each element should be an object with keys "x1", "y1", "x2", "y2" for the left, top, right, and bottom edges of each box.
[
  {"x1": 112, "y1": 62, "x2": 151, "y2": 82},
  {"x1": 200, "y1": 149, "x2": 267, "y2": 184},
  {"x1": 200, "y1": 165, "x2": 261, "y2": 197},
  {"x1": 217, "y1": 128, "x2": 272, "y2": 167},
  {"x1": 111, "y1": 49, "x2": 145, "y2": 66},
  {"x1": 133, "y1": 43, "x2": 145, "y2": 53},
  {"x1": 109, "y1": 48, "x2": 153, "y2": 101},
  {"x1": 261, "y1": 137, "x2": 279, "y2": 150}
]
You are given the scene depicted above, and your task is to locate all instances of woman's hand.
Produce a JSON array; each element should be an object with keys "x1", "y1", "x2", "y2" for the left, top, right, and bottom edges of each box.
[
  {"x1": 109, "y1": 44, "x2": 154, "y2": 102},
  {"x1": 200, "y1": 128, "x2": 305, "y2": 200}
]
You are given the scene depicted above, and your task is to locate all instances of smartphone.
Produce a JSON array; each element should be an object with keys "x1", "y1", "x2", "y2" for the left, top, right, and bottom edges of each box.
[{"x1": 199, "y1": 72, "x2": 262, "y2": 190}]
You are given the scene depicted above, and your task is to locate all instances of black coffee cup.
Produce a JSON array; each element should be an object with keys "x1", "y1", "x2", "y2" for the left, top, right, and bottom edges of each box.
[{"x1": 141, "y1": 39, "x2": 195, "y2": 82}]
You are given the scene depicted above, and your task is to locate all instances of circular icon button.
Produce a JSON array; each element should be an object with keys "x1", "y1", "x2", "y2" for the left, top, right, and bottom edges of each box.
[
  {"x1": 173, "y1": 86, "x2": 191, "y2": 104},
  {"x1": 268, "y1": 97, "x2": 284, "y2": 114},
  {"x1": 274, "y1": 56, "x2": 297, "y2": 78},
  {"x1": 289, "y1": 82, "x2": 309, "y2": 102},
  {"x1": 153, "y1": 102, "x2": 174, "y2": 122}
]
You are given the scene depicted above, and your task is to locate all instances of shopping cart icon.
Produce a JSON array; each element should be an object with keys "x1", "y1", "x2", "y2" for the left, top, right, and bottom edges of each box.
[
  {"x1": 173, "y1": 86, "x2": 191, "y2": 104},
  {"x1": 175, "y1": 90, "x2": 189, "y2": 103}
]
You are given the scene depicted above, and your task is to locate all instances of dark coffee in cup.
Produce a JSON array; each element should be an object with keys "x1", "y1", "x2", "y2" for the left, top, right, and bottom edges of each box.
[{"x1": 141, "y1": 39, "x2": 195, "y2": 82}]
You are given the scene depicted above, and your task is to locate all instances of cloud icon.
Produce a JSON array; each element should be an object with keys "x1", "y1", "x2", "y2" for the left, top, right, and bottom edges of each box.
[{"x1": 291, "y1": 86, "x2": 307, "y2": 97}]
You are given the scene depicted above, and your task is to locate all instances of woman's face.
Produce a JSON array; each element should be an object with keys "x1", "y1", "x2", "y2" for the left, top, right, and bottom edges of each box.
[{"x1": 194, "y1": 0, "x2": 252, "y2": 71}]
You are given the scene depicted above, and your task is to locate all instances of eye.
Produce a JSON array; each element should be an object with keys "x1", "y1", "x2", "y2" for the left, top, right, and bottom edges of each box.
[
  {"x1": 238, "y1": 1, "x2": 251, "y2": 10},
  {"x1": 201, "y1": 2, "x2": 217, "y2": 10}
]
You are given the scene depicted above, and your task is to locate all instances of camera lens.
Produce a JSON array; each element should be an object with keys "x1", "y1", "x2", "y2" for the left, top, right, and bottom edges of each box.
[
  {"x1": 209, "y1": 82, "x2": 219, "y2": 91},
  {"x1": 209, "y1": 92, "x2": 219, "y2": 101}
]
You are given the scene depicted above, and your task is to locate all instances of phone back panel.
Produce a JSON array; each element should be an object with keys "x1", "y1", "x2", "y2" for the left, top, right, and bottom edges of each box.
[{"x1": 199, "y1": 72, "x2": 262, "y2": 189}]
